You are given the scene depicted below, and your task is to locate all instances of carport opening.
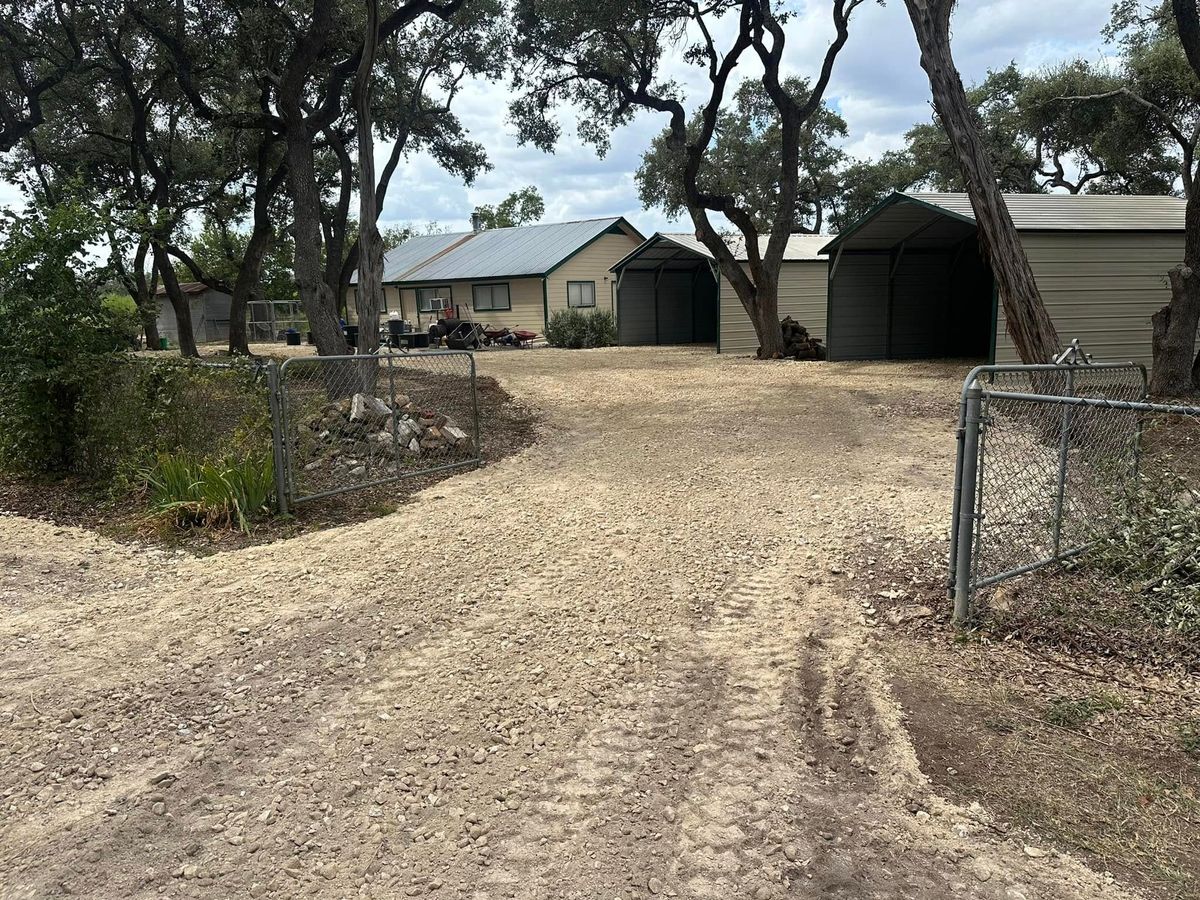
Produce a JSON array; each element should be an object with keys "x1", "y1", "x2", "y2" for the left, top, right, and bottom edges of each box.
[
  {"x1": 826, "y1": 197, "x2": 996, "y2": 362},
  {"x1": 612, "y1": 235, "x2": 719, "y2": 346}
]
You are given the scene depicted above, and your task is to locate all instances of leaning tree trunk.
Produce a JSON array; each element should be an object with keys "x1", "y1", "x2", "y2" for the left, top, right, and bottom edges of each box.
[
  {"x1": 352, "y1": 0, "x2": 384, "y2": 361},
  {"x1": 228, "y1": 221, "x2": 273, "y2": 356},
  {"x1": 1151, "y1": 195, "x2": 1200, "y2": 394},
  {"x1": 152, "y1": 243, "x2": 199, "y2": 358},
  {"x1": 905, "y1": 0, "x2": 1060, "y2": 363}
]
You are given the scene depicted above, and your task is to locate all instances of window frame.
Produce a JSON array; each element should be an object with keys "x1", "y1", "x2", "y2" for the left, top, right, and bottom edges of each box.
[
  {"x1": 566, "y1": 280, "x2": 597, "y2": 309},
  {"x1": 472, "y1": 282, "x2": 512, "y2": 312},
  {"x1": 415, "y1": 285, "x2": 452, "y2": 314}
]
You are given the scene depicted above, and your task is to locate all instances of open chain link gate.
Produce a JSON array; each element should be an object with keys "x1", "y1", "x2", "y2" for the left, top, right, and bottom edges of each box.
[{"x1": 948, "y1": 343, "x2": 1162, "y2": 621}]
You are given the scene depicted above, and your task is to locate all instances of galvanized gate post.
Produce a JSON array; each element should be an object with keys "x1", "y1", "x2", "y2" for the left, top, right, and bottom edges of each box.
[
  {"x1": 1050, "y1": 367, "x2": 1075, "y2": 556},
  {"x1": 266, "y1": 360, "x2": 290, "y2": 517},
  {"x1": 952, "y1": 384, "x2": 984, "y2": 622}
]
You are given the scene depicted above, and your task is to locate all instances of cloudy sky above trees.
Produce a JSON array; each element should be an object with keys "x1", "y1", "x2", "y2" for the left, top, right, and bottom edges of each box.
[
  {"x1": 395, "y1": 0, "x2": 1120, "y2": 235},
  {"x1": 0, "y1": 0, "x2": 1122, "y2": 236}
]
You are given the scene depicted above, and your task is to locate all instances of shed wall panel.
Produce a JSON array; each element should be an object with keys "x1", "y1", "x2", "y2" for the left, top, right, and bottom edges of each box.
[
  {"x1": 719, "y1": 260, "x2": 828, "y2": 354},
  {"x1": 889, "y1": 252, "x2": 950, "y2": 358},
  {"x1": 994, "y1": 232, "x2": 1182, "y2": 365},
  {"x1": 827, "y1": 254, "x2": 889, "y2": 360},
  {"x1": 657, "y1": 271, "x2": 696, "y2": 343},
  {"x1": 617, "y1": 272, "x2": 657, "y2": 344}
]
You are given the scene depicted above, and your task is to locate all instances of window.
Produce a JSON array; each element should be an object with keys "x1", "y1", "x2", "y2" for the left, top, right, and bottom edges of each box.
[
  {"x1": 416, "y1": 286, "x2": 452, "y2": 313},
  {"x1": 567, "y1": 281, "x2": 596, "y2": 308},
  {"x1": 472, "y1": 283, "x2": 511, "y2": 312}
]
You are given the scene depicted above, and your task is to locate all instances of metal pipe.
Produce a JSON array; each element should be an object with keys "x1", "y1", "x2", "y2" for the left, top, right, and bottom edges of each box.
[
  {"x1": 953, "y1": 385, "x2": 984, "y2": 623},
  {"x1": 266, "y1": 360, "x2": 290, "y2": 516},
  {"x1": 1050, "y1": 367, "x2": 1074, "y2": 556}
]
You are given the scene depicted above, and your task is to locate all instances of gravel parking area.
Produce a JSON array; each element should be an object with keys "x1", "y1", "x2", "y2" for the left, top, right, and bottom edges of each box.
[{"x1": 0, "y1": 347, "x2": 1139, "y2": 899}]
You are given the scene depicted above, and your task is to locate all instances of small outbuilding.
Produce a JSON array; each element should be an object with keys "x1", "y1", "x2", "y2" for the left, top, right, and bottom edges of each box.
[
  {"x1": 155, "y1": 281, "x2": 233, "y2": 345},
  {"x1": 820, "y1": 192, "x2": 1186, "y2": 365},
  {"x1": 610, "y1": 232, "x2": 830, "y2": 353}
]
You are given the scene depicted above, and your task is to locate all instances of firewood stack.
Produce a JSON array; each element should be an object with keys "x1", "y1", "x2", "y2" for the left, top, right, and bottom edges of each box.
[{"x1": 780, "y1": 316, "x2": 827, "y2": 360}]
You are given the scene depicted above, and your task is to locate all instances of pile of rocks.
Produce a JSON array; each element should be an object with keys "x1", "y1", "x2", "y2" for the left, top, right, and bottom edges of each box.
[{"x1": 304, "y1": 392, "x2": 473, "y2": 477}]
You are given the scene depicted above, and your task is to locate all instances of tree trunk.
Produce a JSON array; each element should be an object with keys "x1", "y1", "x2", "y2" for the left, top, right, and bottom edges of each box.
[
  {"x1": 130, "y1": 240, "x2": 161, "y2": 350},
  {"x1": 352, "y1": 0, "x2": 384, "y2": 358},
  {"x1": 229, "y1": 222, "x2": 273, "y2": 356},
  {"x1": 1150, "y1": 265, "x2": 1200, "y2": 395},
  {"x1": 152, "y1": 243, "x2": 198, "y2": 357},
  {"x1": 748, "y1": 277, "x2": 784, "y2": 358},
  {"x1": 905, "y1": 0, "x2": 1060, "y2": 363},
  {"x1": 284, "y1": 127, "x2": 348, "y2": 357}
]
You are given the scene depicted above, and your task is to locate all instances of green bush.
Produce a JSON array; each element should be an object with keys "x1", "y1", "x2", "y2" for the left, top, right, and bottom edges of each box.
[
  {"x1": 0, "y1": 198, "x2": 130, "y2": 472},
  {"x1": 102, "y1": 293, "x2": 142, "y2": 348},
  {"x1": 1088, "y1": 475, "x2": 1200, "y2": 633},
  {"x1": 144, "y1": 451, "x2": 275, "y2": 533},
  {"x1": 545, "y1": 308, "x2": 617, "y2": 349},
  {"x1": 584, "y1": 309, "x2": 617, "y2": 347}
]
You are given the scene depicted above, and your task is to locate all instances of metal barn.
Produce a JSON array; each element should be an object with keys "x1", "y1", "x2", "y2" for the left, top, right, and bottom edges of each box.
[
  {"x1": 821, "y1": 192, "x2": 1186, "y2": 365},
  {"x1": 611, "y1": 233, "x2": 829, "y2": 353}
]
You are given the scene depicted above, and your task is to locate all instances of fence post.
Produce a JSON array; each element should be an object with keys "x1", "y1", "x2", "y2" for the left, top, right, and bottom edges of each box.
[
  {"x1": 386, "y1": 353, "x2": 402, "y2": 474},
  {"x1": 266, "y1": 360, "x2": 290, "y2": 517},
  {"x1": 953, "y1": 384, "x2": 984, "y2": 622},
  {"x1": 1051, "y1": 366, "x2": 1074, "y2": 557},
  {"x1": 469, "y1": 354, "x2": 481, "y2": 461}
]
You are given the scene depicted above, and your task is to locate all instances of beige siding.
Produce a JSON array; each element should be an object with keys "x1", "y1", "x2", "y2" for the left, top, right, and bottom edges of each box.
[
  {"x1": 395, "y1": 278, "x2": 545, "y2": 332},
  {"x1": 994, "y1": 232, "x2": 1182, "y2": 366},
  {"x1": 344, "y1": 284, "x2": 408, "y2": 326},
  {"x1": 719, "y1": 261, "x2": 829, "y2": 354},
  {"x1": 546, "y1": 231, "x2": 641, "y2": 317}
]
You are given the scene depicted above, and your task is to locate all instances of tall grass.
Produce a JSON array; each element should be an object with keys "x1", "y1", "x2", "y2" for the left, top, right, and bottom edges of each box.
[{"x1": 143, "y1": 452, "x2": 275, "y2": 533}]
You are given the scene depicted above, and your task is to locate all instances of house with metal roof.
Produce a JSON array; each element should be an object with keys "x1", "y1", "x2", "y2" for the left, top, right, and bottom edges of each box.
[
  {"x1": 820, "y1": 191, "x2": 1186, "y2": 365},
  {"x1": 611, "y1": 232, "x2": 830, "y2": 353},
  {"x1": 346, "y1": 217, "x2": 644, "y2": 334}
]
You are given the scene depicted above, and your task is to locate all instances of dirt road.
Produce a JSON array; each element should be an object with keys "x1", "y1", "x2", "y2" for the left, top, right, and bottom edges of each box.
[{"x1": 0, "y1": 348, "x2": 1138, "y2": 899}]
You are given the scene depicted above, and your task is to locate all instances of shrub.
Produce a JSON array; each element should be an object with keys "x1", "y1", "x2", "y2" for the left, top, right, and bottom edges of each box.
[
  {"x1": 583, "y1": 309, "x2": 617, "y2": 347},
  {"x1": 545, "y1": 308, "x2": 617, "y2": 349},
  {"x1": 1087, "y1": 474, "x2": 1200, "y2": 633},
  {"x1": 0, "y1": 197, "x2": 129, "y2": 473},
  {"x1": 143, "y1": 451, "x2": 275, "y2": 533}
]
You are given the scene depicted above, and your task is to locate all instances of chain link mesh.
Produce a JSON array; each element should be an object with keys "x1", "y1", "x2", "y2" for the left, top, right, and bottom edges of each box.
[
  {"x1": 279, "y1": 351, "x2": 479, "y2": 503},
  {"x1": 959, "y1": 362, "x2": 1200, "y2": 618}
]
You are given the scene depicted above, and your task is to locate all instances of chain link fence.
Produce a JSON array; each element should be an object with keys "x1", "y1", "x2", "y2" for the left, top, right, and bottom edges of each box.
[
  {"x1": 950, "y1": 354, "x2": 1200, "y2": 622},
  {"x1": 274, "y1": 351, "x2": 480, "y2": 508}
]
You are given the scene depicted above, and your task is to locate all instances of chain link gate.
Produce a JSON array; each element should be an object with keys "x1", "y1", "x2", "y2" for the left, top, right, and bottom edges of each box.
[
  {"x1": 266, "y1": 352, "x2": 481, "y2": 511},
  {"x1": 949, "y1": 348, "x2": 1150, "y2": 621}
]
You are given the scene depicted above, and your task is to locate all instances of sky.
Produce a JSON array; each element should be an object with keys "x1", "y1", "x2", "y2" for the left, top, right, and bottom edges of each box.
[
  {"x1": 385, "y1": 0, "x2": 1123, "y2": 236},
  {"x1": 0, "y1": 0, "x2": 1123, "y2": 236}
]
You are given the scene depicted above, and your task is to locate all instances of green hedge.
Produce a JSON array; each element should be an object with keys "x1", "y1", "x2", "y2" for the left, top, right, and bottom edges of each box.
[{"x1": 544, "y1": 308, "x2": 618, "y2": 349}]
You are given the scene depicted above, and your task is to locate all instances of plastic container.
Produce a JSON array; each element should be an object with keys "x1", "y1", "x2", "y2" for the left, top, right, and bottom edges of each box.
[
  {"x1": 159, "y1": 337, "x2": 169, "y2": 350},
  {"x1": 285, "y1": 329, "x2": 301, "y2": 346}
]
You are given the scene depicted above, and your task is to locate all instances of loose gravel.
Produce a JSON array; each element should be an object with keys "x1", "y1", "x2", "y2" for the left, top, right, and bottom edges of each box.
[{"x1": 0, "y1": 347, "x2": 1140, "y2": 899}]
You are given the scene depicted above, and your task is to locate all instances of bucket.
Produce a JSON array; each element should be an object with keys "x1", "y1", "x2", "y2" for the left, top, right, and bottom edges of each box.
[{"x1": 158, "y1": 337, "x2": 169, "y2": 350}]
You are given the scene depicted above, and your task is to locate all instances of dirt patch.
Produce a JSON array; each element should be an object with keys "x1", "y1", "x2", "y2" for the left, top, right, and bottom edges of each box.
[
  {"x1": 0, "y1": 374, "x2": 538, "y2": 554},
  {"x1": 890, "y1": 638, "x2": 1200, "y2": 899}
]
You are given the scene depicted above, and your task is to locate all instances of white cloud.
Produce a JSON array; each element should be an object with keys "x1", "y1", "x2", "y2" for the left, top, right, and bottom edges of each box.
[{"x1": 2, "y1": 0, "x2": 1127, "y2": 240}]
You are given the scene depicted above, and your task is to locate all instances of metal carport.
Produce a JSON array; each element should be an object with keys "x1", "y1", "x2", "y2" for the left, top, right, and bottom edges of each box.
[{"x1": 610, "y1": 233, "x2": 719, "y2": 346}]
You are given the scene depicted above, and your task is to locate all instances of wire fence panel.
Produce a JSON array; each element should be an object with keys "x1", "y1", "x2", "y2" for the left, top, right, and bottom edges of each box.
[
  {"x1": 278, "y1": 351, "x2": 480, "y2": 505},
  {"x1": 948, "y1": 358, "x2": 1161, "y2": 620}
]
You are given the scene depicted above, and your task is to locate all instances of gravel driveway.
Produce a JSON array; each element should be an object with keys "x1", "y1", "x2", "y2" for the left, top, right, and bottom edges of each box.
[{"x1": 0, "y1": 347, "x2": 1137, "y2": 899}]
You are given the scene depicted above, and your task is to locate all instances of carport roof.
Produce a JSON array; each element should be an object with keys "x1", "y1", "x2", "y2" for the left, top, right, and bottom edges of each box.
[
  {"x1": 820, "y1": 191, "x2": 1187, "y2": 254},
  {"x1": 611, "y1": 231, "x2": 829, "y2": 271}
]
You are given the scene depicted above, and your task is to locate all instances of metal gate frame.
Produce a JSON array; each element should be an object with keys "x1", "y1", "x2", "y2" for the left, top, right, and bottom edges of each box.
[
  {"x1": 948, "y1": 356, "x2": 1149, "y2": 621},
  {"x1": 266, "y1": 351, "x2": 481, "y2": 513}
]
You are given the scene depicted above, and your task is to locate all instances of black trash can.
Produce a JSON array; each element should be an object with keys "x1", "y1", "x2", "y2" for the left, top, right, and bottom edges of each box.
[
  {"x1": 344, "y1": 325, "x2": 359, "y2": 349},
  {"x1": 306, "y1": 331, "x2": 316, "y2": 345},
  {"x1": 285, "y1": 329, "x2": 301, "y2": 346}
]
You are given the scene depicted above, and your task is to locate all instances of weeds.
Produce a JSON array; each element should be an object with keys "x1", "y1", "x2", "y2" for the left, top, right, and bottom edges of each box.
[
  {"x1": 143, "y1": 452, "x2": 274, "y2": 533},
  {"x1": 1045, "y1": 693, "x2": 1124, "y2": 729},
  {"x1": 1179, "y1": 720, "x2": 1200, "y2": 758}
]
